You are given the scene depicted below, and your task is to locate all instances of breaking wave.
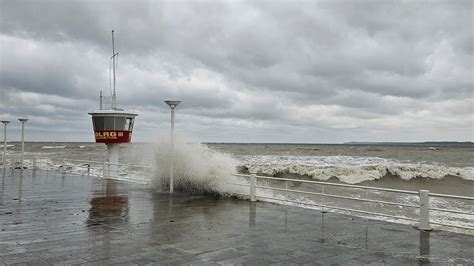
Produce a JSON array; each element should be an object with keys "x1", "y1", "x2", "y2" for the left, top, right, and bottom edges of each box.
[
  {"x1": 239, "y1": 155, "x2": 474, "y2": 184},
  {"x1": 152, "y1": 136, "x2": 247, "y2": 195}
]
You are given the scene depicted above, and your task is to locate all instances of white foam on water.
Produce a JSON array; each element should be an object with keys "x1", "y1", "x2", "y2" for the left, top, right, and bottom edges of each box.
[
  {"x1": 0, "y1": 144, "x2": 15, "y2": 148},
  {"x1": 18, "y1": 158, "x2": 123, "y2": 181},
  {"x1": 42, "y1": 145, "x2": 66, "y2": 149},
  {"x1": 240, "y1": 155, "x2": 474, "y2": 184}
]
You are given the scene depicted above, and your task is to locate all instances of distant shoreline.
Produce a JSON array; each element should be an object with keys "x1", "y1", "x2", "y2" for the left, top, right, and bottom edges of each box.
[
  {"x1": 6, "y1": 141, "x2": 473, "y2": 145},
  {"x1": 342, "y1": 141, "x2": 473, "y2": 145}
]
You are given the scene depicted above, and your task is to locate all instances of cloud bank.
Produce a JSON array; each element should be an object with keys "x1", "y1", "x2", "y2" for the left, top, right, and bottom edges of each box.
[{"x1": 1, "y1": 0, "x2": 472, "y2": 142}]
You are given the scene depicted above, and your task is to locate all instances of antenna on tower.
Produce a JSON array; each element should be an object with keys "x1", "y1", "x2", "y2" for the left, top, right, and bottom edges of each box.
[
  {"x1": 89, "y1": 31, "x2": 138, "y2": 178},
  {"x1": 111, "y1": 30, "x2": 119, "y2": 109}
]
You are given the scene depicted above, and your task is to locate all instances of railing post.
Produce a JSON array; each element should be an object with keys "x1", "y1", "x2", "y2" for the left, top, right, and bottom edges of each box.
[
  {"x1": 365, "y1": 187, "x2": 369, "y2": 212},
  {"x1": 419, "y1": 190, "x2": 432, "y2": 231},
  {"x1": 103, "y1": 162, "x2": 106, "y2": 178},
  {"x1": 62, "y1": 159, "x2": 67, "y2": 174},
  {"x1": 32, "y1": 157, "x2": 37, "y2": 170},
  {"x1": 250, "y1": 174, "x2": 256, "y2": 202},
  {"x1": 87, "y1": 159, "x2": 91, "y2": 175},
  {"x1": 321, "y1": 185, "x2": 328, "y2": 213}
]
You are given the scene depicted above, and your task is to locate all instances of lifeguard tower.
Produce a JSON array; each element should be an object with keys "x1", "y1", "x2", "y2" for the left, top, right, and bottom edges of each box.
[{"x1": 89, "y1": 30, "x2": 137, "y2": 177}]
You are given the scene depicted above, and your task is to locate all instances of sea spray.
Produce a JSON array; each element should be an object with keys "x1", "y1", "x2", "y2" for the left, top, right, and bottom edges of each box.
[{"x1": 152, "y1": 136, "x2": 248, "y2": 196}]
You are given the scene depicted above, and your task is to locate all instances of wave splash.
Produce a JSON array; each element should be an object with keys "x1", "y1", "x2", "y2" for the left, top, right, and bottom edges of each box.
[
  {"x1": 239, "y1": 155, "x2": 474, "y2": 184},
  {"x1": 152, "y1": 136, "x2": 246, "y2": 195}
]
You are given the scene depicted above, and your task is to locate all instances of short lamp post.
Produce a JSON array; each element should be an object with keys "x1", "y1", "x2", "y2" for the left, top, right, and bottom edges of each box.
[
  {"x1": 164, "y1": 100, "x2": 181, "y2": 193},
  {"x1": 19, "y1": 118, "x2": 28, "y2": 169},
  {"x1": 1, "y1": 120, "x2": 10, "y2": 168}
]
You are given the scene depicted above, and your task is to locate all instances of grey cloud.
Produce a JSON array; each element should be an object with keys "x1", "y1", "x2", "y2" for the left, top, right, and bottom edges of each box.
[
  {"x1": 1, "y1": 1, "x2": 105, "y2": 45},
  {"x1": 0, "y1": 0, "x2": 472, "y2": 142},
  {"x1": 0, "y1": 36, "x2": 106, "y2": 99}
]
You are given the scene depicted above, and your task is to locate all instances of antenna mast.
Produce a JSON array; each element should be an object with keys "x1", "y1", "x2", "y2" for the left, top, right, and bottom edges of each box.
[{"x1": 111, "y1": 30, "x2": 119, "y2": 109}]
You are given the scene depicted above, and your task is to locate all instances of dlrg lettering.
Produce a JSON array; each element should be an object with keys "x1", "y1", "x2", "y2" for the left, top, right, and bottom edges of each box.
[{"x1": 95, "y1": 131, "x2": 124, "y2": 138}]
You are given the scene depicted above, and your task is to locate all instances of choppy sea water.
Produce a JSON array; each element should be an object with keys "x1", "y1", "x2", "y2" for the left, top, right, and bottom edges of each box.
[
  {"x1": 210, "y1": 143, "x2": 473, "y2": 233},
  {"x1": 2, "y1": 141, "x2": 473, "y2": 232}
]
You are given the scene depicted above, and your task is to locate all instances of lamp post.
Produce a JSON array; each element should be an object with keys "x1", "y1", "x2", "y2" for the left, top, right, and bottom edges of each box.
[
  {"x1": 164, "y1": 100, "x2": 181, "y2": 193},
  {"x1": 18, "y1": 119, "x2": 28, "y2": 169},
  {"x1": 1, "y1": 120, "x2": 10, "y2": 168}
]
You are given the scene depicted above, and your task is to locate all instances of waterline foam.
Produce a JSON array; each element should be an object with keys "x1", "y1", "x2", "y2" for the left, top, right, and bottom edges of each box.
[{"x1": 239, "y1": 155, "x2": 474, "y2": 184}]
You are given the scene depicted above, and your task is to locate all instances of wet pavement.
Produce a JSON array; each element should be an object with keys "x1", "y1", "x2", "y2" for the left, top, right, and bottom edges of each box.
[{"x1": 1, "y1": 169, "x2": 473, "y2": 265}]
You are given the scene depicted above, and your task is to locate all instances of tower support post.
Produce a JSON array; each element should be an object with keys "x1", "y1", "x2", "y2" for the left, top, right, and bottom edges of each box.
[{"x1": 107, "y1": 143, "x2": 120, "y2": 178}]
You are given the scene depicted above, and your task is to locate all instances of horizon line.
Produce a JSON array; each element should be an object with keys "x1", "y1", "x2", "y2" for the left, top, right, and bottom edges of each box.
[{"x1": 4, "y1": 141, "x2": 473, "y2": 144}]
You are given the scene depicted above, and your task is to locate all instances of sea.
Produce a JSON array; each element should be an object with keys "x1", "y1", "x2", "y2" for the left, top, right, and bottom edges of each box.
[{"x1": 1, "y1": 141, "x2": 473, "y2": 233}]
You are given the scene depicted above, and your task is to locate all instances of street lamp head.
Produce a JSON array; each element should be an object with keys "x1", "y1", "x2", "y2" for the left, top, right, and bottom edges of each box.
[
  {"x1": 18, "y1": 118, "x2": 28, "y2": 123},
  {"x1": 164, "y1": 100, "x2": 181, "y2": 109},
  {"x1": 1, "y1": 120, "x2": 10, "y2": 125}
]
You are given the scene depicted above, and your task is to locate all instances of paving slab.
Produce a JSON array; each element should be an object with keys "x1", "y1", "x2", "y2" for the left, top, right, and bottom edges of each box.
[{"x1": 0, "y1": 169, "x2": 473, "y2": 265}]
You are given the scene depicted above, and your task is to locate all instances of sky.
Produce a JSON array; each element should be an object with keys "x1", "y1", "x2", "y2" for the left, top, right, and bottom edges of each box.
[{"x1": 0, "y1": 0, "x2": 473, "y2": 143}]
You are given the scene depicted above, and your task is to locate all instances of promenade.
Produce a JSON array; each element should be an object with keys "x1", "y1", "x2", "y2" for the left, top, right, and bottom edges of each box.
[{"x1": 1, "y1": 169, "x2": 473, "y2": 265}]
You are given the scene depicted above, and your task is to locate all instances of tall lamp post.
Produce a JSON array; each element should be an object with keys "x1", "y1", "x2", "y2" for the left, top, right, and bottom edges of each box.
[
  {"x1": 18, "y1": 119, "x2": 28, "y2": 169},
  {"x1": 164, "y1": 100, "x2": 181, "y2": 193},
  {"x1": 1, "y1": 120, "x2": 10, "y2": 168}
]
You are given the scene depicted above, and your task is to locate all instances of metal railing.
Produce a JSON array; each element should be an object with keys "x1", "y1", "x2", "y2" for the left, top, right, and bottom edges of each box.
[
  {"x1": 231, "y1": 173, "x2": 474, "y2": 232},
  {"x1": 3, "y1": 155, "x2": 472, "y2": 232},
  {"x1": 5, "y1": 156, "x2": 153, "y2": 184}
]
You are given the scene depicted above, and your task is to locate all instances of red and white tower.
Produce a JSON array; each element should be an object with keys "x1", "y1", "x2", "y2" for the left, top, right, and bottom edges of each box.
[{"x1": 89, "y1": 30, "x2": 137, "y2": 176}]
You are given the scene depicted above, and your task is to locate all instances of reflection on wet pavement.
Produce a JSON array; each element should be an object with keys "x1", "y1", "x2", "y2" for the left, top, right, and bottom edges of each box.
[
  {"x1": 88, "y1": 180, "x2": 129, "y2": 227},
  {"x1": 0, "y1": 169, "x2": 473, "y2": 264}
]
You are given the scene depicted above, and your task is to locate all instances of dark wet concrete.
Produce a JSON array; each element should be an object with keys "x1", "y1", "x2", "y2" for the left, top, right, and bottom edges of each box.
[{"x1": 1, "y1": 169, "x2": 473, "y2": 265}]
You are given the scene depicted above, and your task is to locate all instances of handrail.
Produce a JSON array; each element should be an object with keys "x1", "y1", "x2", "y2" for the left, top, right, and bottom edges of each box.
[
  {"x1": 255, "y1": 185, "x2": 420, "y2": 208},
  {"x1": 233, "y1": 173, "x2": 474, "y2": 201},
  {"x1": 28, "y1": 157, "x2": 153, "y2": 171},
  {"x1": 256, "y1": 195, "x2": 419, "y2": 222},
  {"x1": 430, "y1": 221, "x2": 474, "y2": 231},
  {"x1": 7, "y1": 156, "x2": 473, "y2": 232},
  {"x1": 234, "y1": 174, "x2": 419, "y2": 195},
  {"x1": 14, "y1": 156, "x2": 154, "y2": 185},
  {"x1": 19, "y1": 156, "x2": 152, "y2": 170},
  {"x1": 63, "y1": 158, "x2": 153, "y2": 169},
  {"x1": 231, "y1": 172, "x2": 474, "y2": 231},
  {"x1": 430, "y1": 207, "x2": 473, "y2": 215},
  {"x1": 428, "y1": 192, "x2": 474, "y2": 201}
]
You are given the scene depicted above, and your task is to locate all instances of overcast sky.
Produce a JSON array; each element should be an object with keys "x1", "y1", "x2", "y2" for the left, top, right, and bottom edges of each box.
[{"x1": 0, "y1": 0, "x2": 473, "y2": 143}]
